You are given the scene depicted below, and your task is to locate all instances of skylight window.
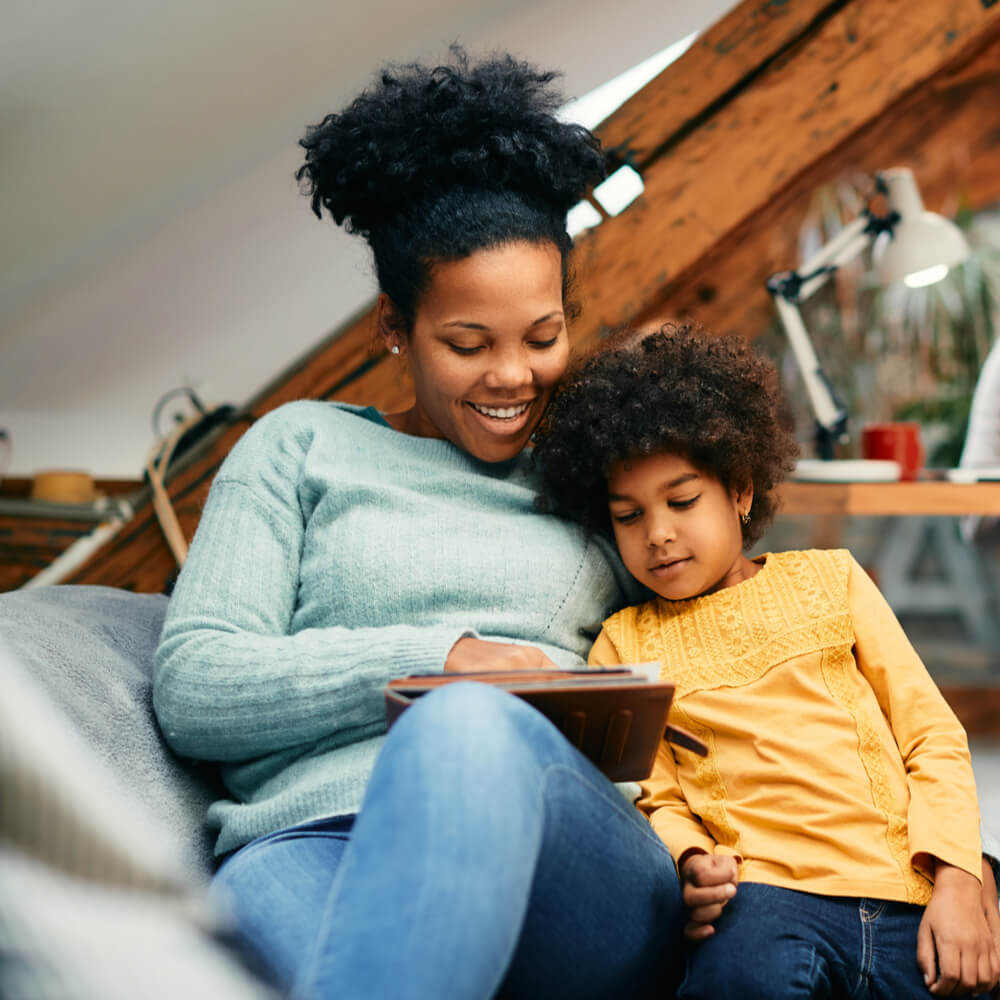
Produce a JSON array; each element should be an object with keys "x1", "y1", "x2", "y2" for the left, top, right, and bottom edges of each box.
[{"x1": 562, "y1": 32, "x2": 697, "y2": 237}]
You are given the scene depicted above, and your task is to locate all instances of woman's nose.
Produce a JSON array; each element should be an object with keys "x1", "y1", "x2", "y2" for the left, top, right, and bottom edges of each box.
[{"x1": 484, "y1": 349, "x2": 532, "y2": 389}]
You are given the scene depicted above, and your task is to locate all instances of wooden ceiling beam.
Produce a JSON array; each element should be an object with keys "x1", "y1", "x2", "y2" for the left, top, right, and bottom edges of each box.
[
  {"x1": 569, "y1": 0, "x2": 1000, "y2": 354},
  {"x1": 597, "y1": 0, "x2": 846, "y2": 167},
  {"x1": 635, "y1": 37, "x2": 1000, "y2": 337}
]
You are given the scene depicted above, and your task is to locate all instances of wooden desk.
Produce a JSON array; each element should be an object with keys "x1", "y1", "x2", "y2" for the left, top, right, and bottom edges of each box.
[
  {"x1": 777, "y1": 481, "x2": 1000, "y2": 517},
  {"x1": 776, "y1": 481, "x2": 1000, "y2": 658}
]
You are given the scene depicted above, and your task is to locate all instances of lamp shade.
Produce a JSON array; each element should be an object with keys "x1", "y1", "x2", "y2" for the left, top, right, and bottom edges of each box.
[{"x1": 873, "y1": 167, "x2": 970, "y2": 286}]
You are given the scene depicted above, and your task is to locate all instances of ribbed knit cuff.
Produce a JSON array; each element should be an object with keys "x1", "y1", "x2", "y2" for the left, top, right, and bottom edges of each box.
[{"x1": 399, "y1": 629, "x2": 480, "y2": 677}]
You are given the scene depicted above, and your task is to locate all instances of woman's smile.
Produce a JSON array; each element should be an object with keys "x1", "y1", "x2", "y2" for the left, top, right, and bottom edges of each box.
[
  {"x1": 466, "y1": 399, "x2": 533, "y2": 420},
  {"x1": 464, "y1": 398, "x2": 536, "y2": 439}
]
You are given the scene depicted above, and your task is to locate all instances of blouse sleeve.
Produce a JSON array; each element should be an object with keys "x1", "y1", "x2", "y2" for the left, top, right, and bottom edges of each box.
[
  {"x1": 153, "y1": 409, "x2": 472, "y2": 763},
  {"x1": 589, "y1": 628, "x2": 718, "y2": 863},
  {"x1": 848, "y1": 555, "x2": 983, "y2": 882}
]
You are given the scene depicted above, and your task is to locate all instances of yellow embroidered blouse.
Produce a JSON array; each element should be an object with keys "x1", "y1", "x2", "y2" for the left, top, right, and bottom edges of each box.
[{"x1": 589, "y1": 549, "x2": 982, "y2": 904}]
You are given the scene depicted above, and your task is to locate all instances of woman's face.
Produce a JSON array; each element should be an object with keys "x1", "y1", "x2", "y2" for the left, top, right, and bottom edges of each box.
[{"x1": 388, "y1": 241, "x2": 569, "y2": 464}]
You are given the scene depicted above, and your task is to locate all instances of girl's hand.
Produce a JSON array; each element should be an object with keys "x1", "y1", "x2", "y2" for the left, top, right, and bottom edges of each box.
[
  {"x1": 444, "y1": 637, "x2": 559, "y2": 673},
  {"x1": 918, "y1": 862, "x2": 1000, "y2": 996},
  {"x1": 981, "y1": 857, "x2": 1000, "y2": 999},
  {"x1": 679, "y1": 851, "x2": 739, "y2": 942}
]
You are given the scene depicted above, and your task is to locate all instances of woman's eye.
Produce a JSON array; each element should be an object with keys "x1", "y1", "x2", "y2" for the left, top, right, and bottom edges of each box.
[
  {"x1": 612, "y1": 510, "x2": 641, "y2": 525},
  {"x1": 528, "y1": 336, "x2": 559, "y2": 350},
  {"x1": 669, "y1": 495, "x2": 700, "y2": 510},
  {"x1": 448, "y1": 343, "x2": 483, "y2": 356}
]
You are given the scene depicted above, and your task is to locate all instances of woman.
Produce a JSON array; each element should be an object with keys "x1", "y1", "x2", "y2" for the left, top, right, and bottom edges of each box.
[{"x1": 153, "y1": 51, "x2": 692, "y2": 999}]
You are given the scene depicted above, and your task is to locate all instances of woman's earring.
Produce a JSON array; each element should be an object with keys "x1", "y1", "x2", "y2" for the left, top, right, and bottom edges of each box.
[
  {"x1": 390, "y1": 345, "x2": 400, "y2": 355},
  {"x1": 740, "y1": 510, "x2": 750, "y2": 526}
]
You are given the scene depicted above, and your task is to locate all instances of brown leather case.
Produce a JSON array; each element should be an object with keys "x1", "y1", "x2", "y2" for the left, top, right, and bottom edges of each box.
[{"x1": 384, "y1": 667, "x2": 706, "y2": 782}]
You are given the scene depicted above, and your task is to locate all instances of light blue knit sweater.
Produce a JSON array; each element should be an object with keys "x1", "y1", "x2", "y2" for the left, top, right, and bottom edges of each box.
[{"x1": 153, "y1": 401, "x2": 637, "y2": 855}]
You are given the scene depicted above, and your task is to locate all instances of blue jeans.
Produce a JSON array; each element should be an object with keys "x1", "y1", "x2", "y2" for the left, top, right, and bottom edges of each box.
[
  {"x1": 213, "y1": 683, "x2": 685, "y2": 999},
  {"x1": 678, "y1": 882, "x2": 993, "y2": 1000}
]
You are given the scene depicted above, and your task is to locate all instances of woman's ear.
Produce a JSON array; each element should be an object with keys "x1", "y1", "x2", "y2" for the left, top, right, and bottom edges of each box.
[{"x1": 377, "y1": 293, "x2": 406, "y2": 357}]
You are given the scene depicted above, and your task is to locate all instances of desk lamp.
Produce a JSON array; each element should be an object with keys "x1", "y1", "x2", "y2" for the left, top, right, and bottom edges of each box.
[{"x1": 767, "y1": 167, "x2": 970, "y2": 462}]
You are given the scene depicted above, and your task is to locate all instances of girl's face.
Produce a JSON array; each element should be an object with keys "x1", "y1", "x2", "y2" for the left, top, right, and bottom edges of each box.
[
  {"x1": 607, "y1": 451, "x2": 759, "y2": 601},
  {"x1": 384, "y1": 241, "x2": 569, "y2": 464}
]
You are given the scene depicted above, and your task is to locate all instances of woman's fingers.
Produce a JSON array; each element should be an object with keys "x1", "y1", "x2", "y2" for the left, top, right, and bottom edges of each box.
[{"x1": 445, "y1": 637, "x2": 559, "y2": 672}]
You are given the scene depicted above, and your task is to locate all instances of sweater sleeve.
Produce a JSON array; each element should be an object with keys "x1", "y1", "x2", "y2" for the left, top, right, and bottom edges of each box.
[
  {"x1": 153, "y1": 410, "x2": 472, "y2": 763},
  {"x1": 589, "y1": 628, "x2": 718, "y2": 863},
  {"x1": 848, "y1": 555, "x2": 983, "y2": 882}
]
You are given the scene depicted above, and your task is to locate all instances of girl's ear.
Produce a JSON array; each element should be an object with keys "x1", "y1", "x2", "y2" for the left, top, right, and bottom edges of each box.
[
  {"x1": 735, "y1": 482, "x2": 754, "y2": 520},
  {"x1": 377, "y1": 293, "x2": 406, "y2": 356}
]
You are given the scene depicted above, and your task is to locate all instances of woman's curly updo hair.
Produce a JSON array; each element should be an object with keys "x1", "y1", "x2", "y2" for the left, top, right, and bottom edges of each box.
[
  {"x1": 296, "y1": 47, "x2": 607, "y2": 331},
  {"x1": 533, "y1": 323, "x2": 800, "y2": 548}
]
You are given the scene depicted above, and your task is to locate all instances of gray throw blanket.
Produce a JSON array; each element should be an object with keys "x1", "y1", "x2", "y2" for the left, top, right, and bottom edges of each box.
[
  {"x1": 0, "y1": 584, "x2": 275, "y2": 998},
  {"x1": 0, "y1": 584, "x2": 219, "y2": 879}
]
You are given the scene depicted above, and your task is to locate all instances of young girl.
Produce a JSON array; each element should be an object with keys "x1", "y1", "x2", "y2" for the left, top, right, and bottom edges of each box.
[{"x1": 534, "y1": 323, "x2": 1000, "y2": 999}]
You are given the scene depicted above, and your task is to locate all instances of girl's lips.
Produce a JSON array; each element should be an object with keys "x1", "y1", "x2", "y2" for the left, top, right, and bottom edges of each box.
[{"x1": 649, "y1": 557, "x2": 691, "y2": 577}]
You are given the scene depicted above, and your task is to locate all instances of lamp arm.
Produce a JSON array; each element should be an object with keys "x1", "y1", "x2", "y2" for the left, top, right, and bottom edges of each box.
[
  {"x1": 772, "y1": 294, "x2": 847, "y2": 433},
  {"x1": 766, "y1": 215, "x2": 876, "y2": 459},
  {"x1": 795, "y1": 216, "x2": 873, "y2": 301}
]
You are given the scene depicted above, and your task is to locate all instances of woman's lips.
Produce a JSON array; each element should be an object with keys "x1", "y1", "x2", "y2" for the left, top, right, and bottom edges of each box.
[
  {"x1": 467, "y1": 400, "x2": 532, "y2": 419},
  {"x1": 465, "y1": 399, "x2": 535, "y2": 435}
]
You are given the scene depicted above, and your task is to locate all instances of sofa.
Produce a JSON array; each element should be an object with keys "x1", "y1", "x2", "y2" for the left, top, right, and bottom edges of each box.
[{"x1": 0, "y1": 584, "x2": 275, "y2": 998}]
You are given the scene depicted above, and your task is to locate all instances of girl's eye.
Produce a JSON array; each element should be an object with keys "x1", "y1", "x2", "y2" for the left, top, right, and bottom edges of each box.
[
  {"x1": 612, "y1": 510, "x2": 641, "y2": 525},
  {"x1": 669, "y1": 495, "x2": 700, "y2": 510},
  {"x1": 528, "y1": 336, "x2": 559, "y2": 350},
  {"x1": 448, "y1": 343, "x2": 483, "y2": 356}
]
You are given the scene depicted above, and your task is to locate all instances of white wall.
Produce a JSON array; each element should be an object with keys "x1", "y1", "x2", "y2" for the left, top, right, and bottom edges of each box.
[{"x1": 0, "y1": 0, "x2": 734, "y2": 479}]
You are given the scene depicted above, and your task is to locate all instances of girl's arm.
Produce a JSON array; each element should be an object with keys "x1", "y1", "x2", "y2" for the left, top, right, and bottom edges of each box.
[
  {"x1": 848, "y1": 556, "x2": 1000, "y2": 994},
  {"x1": 590, "y1": 627, "x2": 738, "y2": 941},
  {"x1": 848, "y1": 555, "x2": 982, "y2": 880},
  {"x1": 588, "y1": 630, "x2": 721, "y2": 860}
]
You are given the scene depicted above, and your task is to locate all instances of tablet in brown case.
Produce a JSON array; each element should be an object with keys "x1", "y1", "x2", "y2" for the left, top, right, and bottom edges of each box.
[{"x1": 384, "y1": 667, "x2": 706, "y2": 782}]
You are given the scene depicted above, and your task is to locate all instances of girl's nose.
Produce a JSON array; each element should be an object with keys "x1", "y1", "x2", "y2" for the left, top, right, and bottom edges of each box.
[{"x1": 647, "y1": 515, "x2": 676, "y2": 547}]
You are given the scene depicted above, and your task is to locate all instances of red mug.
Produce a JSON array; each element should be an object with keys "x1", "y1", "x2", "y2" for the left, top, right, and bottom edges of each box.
[{"x1": 860, "y1": 422, "x2": 924, "y2": 481}]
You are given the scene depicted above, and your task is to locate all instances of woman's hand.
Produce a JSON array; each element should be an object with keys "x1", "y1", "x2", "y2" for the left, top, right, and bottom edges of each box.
[
  {"x1": 445, "y1": 637, "x2": 560, "y2": 673},
  {"x1": 679, "y1": 851, "x2": 739, "y2": 943},
  {"x1": 917, "y1": 861, "x2": 1000, "y2": 996}
]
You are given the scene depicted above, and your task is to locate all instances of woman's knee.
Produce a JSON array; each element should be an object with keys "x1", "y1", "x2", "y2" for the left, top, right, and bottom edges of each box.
[{"x1": 390, "y1": 681, "x2": 563, "y2": 765}]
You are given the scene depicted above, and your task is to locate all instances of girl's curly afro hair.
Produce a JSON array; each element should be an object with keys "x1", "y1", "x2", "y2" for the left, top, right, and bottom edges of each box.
[
  {"x1": 533, "y1": 323, "x2": 800, "y2": 548},
  {"x1": 296, "y1": 48, "x2": 607, "y2": 330}
]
